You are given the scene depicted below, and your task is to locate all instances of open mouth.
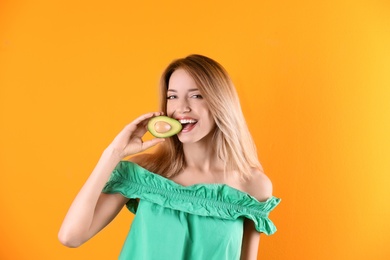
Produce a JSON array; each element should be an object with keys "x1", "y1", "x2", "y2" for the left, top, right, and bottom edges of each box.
[{"x1": 179, "y1": 119, "x2": 198, "y2": 132}]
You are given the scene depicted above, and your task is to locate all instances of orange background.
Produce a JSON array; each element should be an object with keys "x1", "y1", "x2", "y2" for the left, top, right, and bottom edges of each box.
[{"x1": 1, "y1": 0, "x2": 390, "y2": 259}]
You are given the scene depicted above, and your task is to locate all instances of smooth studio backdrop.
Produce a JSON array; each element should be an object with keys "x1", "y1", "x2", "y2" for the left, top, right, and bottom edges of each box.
[{"x1": 1, "y1": 1, "x2": 390, "y2": 259}]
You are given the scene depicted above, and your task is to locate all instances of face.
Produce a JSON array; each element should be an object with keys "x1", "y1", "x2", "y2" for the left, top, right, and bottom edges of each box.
[{"x1": 166, "y1": 69, "x2": 215, "y2": 144}]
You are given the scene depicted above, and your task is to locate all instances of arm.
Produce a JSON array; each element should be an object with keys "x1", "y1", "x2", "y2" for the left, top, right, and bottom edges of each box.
[
  {"x1": 58, "y1": 112, "x2": 165, "y2": 248},
  {"x1": 241, "y1": 168, "x2": 273, "y2": 260},
  {"x1": 240, "y1": 219, "x2": 261, "y2": 260}
]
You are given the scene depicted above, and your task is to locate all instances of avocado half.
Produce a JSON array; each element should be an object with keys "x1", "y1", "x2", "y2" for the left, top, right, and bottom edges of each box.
[{"x1": 147, "y1": 116, "x2": 182, "y2": 138}]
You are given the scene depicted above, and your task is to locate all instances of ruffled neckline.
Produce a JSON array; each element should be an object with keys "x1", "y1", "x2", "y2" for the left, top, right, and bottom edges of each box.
[
  {"x1": 136, "y1": 162, "x2": 267, "y2": 199},
  {"x1": 103, "y1": 161, "x2": 281, "y2": 235}
]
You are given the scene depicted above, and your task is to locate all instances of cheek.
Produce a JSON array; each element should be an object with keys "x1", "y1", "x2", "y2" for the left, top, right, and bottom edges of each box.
[
  {"x1": 205, "y1": 111, "x2": 215, "y2": 128},
  {"x1": 166, "y1": 102, "x2": 174, "y2": 116}
]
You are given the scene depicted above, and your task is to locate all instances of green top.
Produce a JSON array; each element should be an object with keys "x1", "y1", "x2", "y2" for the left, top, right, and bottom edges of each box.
[{"x1": 102, "y1": 161, "x2": 280, "y2": 260}]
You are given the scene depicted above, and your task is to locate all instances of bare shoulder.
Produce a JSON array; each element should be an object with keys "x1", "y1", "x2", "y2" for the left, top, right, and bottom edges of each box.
[{"x1": 242, "y1": 168, "x2": 273, "y2": 202}]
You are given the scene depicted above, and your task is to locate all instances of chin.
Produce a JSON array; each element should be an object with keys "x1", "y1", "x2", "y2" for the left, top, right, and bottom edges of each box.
[{"x1": 178, "y1": 134, "x2": 212, "y2": 145}]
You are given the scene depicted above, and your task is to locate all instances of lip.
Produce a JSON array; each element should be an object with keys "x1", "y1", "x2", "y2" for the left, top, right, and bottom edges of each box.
[
  {"x1": 180, "y1": 122, "x2": 197, "y2": 133},
  {"x1": 174, "y1": 116, "x2": 197, "y2": 121},
  {"x1": 174, "y1": 116, "x2": 198, "y2": 133}
]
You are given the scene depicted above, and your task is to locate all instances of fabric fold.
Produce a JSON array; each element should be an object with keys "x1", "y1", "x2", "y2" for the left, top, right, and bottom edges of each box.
[{"x1": 103, "y1": 161, "x2": 280, "y2": 235}]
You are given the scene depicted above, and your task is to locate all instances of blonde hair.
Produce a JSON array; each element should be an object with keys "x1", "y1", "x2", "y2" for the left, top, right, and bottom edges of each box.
[{"x1": 138, "y1": 54, "x2": 262, "y2": 179}]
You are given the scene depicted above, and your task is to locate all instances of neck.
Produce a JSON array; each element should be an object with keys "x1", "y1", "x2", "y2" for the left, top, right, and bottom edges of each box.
[{"x1": 182, "y1": 141, "x2": 223, "y2": 173}]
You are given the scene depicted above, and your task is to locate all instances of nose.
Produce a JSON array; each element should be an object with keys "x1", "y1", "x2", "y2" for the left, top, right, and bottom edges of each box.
[{"x1": 174, "y1": 98, "x2": 191, "y2": 115}]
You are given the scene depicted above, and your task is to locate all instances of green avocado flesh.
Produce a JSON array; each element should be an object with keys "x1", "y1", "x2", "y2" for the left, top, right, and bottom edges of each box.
[{"x1": 147, "y1": 116, "x2": 182, "y2": 138}]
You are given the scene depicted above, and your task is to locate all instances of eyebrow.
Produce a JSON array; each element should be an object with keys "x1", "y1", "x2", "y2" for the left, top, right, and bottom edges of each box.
[{"x1": 167, "y1": 88, "x2": 199, "y2": 92}]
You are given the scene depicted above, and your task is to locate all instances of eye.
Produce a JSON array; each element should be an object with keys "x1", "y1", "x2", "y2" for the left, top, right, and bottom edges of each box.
[
  {"x1": 191, "y1": 94, "x2": 203, "y2": 99},
  {"x1": 166, "y1": 95, "x2": 177, "y2": 100}
]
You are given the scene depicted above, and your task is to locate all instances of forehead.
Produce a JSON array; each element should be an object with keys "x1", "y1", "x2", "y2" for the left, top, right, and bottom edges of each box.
[{"x1": 168, "y1": 69, "x2": 198, "y2": 91}]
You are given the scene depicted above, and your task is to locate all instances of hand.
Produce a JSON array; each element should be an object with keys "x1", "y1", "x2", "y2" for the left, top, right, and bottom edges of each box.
[{"x1": 107, "y1": 112, "x2": 165, "y2": 159}]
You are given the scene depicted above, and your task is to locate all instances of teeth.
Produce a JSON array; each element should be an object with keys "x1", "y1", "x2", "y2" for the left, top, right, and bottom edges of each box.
[{"x1": 179, "y1": 119, "x2": 197, "y2": 124}]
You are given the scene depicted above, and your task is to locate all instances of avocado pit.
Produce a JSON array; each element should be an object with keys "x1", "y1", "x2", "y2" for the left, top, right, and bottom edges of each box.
[{"x1": 154, "y1": 121, "x2": 172, "y2": 133}]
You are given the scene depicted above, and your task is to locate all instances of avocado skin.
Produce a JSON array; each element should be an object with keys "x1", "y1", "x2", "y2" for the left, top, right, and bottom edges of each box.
[{"x1": 147, "y1": 116, "x2": 182, "y2": 138}]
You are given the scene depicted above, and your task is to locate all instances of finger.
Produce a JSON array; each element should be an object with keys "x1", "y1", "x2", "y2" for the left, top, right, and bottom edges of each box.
[
  {"x1": 134, "y1": 112, "x2": 163, "y2": 125},
  {"x1": 123, "y1": 112, "x2": 162, "y2": 133},
  {"x1": 141, "y1": 138, "x2": 165, "y2": 151},
  {"x1": 131, "y1": 112, "x2": 156, "y2": 126},
  {"x1": 132, "y1": 112, "x2": 166, "y2": 139},
  {"x1": 132, "y1": 124, "x2": 148, "y2": 138}
]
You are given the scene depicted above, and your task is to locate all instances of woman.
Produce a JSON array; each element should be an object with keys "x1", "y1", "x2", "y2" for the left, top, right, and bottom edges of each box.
[{"x1": 58, "y1": 54, "x2": 280, "y2": 259}]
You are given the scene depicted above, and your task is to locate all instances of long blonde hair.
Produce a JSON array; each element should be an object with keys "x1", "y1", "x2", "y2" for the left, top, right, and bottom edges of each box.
[{"x1": 138, "y1": 54, "x2": 261, "y2": 179}]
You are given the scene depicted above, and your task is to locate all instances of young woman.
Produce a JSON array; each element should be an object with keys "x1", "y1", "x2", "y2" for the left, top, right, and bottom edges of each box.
[{"x1": 58, "y1": 54, "x2": 280, "y2": 259}]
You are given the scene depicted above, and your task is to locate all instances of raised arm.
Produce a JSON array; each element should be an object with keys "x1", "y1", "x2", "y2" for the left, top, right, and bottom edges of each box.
[{"x1": 58, "y1": 112, "x2": 165, "y2": 247}]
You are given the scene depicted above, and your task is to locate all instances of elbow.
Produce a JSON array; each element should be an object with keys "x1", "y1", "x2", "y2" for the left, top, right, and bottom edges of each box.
[{"x1": 58, "y1": 229, "x2": 84, "y2": 248}]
